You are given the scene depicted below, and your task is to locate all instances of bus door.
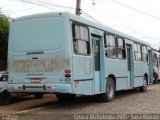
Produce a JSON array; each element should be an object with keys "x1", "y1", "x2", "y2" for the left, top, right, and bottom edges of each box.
[
  {"x1": 148, "y1": 50, "x2": 153, "y2": 84},
  {"x1": 159, "y1": 55, "x2": 160, "y2": 80},
  {"x1": 92, "y1": 36, "x2": 101, "y2": 92},
  {"x1": 126, "y1": 44, "x2": 133, "y2": 87}
]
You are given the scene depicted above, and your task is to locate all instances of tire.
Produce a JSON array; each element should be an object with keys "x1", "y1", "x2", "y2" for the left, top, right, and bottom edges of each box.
[
  {"x1": 139, "y1": 76, "x2": 147, "y2": 92},
  {"x1": 153, "y1": 72, "x2": 158, "y2": 84},
  {"x1": 100, "y1": 77, "x2": 115, "y2": 102},
  {"x1": 34, "y1": 93, "x2": 44, "y2": 99},
  {"x1": 0, "y1": 91, "x2": 11, "y2": 105},
  {"x1": 153, "y1": 77, "x2": 158, "y2": 84},
  {"x1": 56, "y1": 93, "x2": 76, "y2": 102}
]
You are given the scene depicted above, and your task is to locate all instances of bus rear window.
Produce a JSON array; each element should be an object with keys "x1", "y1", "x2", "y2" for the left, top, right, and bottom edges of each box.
[{"x1": 9, "y1": 17, "x2": 64, "y2": 52}]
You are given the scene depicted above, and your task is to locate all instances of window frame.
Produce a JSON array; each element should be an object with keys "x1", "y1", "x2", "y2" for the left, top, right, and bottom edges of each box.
[
  {"x1": 134, "y1": 43, "x2": 142, "y2": 61},
  {"x1": 104, "y1": 33, "x2": 116, "y2": 59},
  {"x1": 72, "y1": 23, "x2": 91, "y2": 56},
  {"x1": 116, "y1": 37, "x2": 126, "y2": 60},
  {"x1": 141, "y1": 45, "x2": 148, "y2": 62},
  {"x1": 153, "y1": 52, "x2": 158, "y2": 67}
]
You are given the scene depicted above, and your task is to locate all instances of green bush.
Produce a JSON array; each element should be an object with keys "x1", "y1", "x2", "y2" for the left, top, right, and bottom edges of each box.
[{"x1": 0, "y1": 14, "x2": 9, "y2": 70}]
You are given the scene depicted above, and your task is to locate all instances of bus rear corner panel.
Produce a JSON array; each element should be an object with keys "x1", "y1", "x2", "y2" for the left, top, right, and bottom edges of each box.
[{"x1": 72, "y1": 80, "x2": 94, "y2": 95}]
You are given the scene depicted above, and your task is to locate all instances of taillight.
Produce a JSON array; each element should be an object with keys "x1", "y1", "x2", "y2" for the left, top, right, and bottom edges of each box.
[
  {"x1": 65, "y1": 69, "x2": 71, "y2": 78},
  {"x1": 65, "y1": 69, "x2": 71, "y2": 73},
  {"x1": 65, "y1": 74, "x2": 71, "y2": 77},
  {"x1": 65, "y1": 69, "x2": 71, "y2": 82}
]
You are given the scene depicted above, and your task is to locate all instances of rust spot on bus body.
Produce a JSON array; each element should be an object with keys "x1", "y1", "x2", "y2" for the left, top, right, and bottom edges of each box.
[{"x1": 11, "y1": 58, "x2": 70, "y2": 73}]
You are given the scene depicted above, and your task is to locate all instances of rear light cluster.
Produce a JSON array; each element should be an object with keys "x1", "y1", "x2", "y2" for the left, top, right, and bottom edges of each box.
[
  {"x1": 65, "y1": 69, "x2": 71, "y2": 82},
  {"x1": 65, "y1": 69, "x2": 71, "y2": 77}
]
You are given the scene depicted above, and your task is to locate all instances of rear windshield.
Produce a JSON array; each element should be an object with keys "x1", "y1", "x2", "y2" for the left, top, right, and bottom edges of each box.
[{"x1": 9, "y1": 17, "x2": 64, "y2": 52}]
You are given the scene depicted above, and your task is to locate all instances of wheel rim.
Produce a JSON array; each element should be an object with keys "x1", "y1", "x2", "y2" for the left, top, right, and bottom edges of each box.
[
  {"x1": 144, "y1": 79, "x2": 147, "y2": 89},
  {"x1": 107, "y1": 80, "x2": 114, "y2": 98}
]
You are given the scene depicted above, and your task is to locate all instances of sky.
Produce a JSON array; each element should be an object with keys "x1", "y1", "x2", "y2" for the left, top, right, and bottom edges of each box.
[{"x1": 0, "y1": 0, "x2": 160, "y2": 49}]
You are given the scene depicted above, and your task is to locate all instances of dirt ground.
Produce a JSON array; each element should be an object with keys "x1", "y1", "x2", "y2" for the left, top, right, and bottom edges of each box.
[
  {"x1": 1, "y1": 83, "x2": 160, "y2": 120},
  {"x1": 0, "y1": 94, "x2": 57, "y2": 114},
  {"x1": 33, "y1": 83, "x2": 160, "y2": 114}
]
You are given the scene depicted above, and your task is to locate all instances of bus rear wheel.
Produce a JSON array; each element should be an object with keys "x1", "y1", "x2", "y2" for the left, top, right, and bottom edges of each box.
[
  {"x1": 139, "y1": 76, "x2": 147, "y2": 92},
  {"x1": 56, "y1": 93, "x2": 76, "y2": 102},
  {"x1": 100, "y1": 77, "x2": 115, "y2": 102},
  {"x1": 153, "y1": 72, "x2": 158, "y2": 83},
  {"x1": 153, "y1": 77, "x2": 158, "y2": 84}
]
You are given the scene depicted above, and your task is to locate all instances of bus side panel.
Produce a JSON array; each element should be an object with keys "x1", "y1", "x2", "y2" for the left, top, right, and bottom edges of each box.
[
  {"x1": 72, "y1": 80, "x2": 93, "y2": 95},
  {"x1": 148, "y1": 50, "x2": 153, "y2": 84},
  {"x1": 105, "y1": 59, "x2": 128, "y2": 90},
  {"x1": 116, "y1": 78, "x2": 128, "y2": 90},
  {"x1": 158, "y1": 54, "x2": 160, "y2": 80},
  {"x1": 134, "y1": 62, "x2": 143, "y2": 87},
  {"x1": 143, "y1": 62, "x2": 149, "y2": 79},
  {"x1": 72, "y1": 56, "x2": 93, "y2": 95}
]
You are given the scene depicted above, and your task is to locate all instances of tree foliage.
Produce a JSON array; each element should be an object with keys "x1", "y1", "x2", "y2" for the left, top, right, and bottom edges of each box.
[{"x1": 0, "y1": 13, "x2": 9, "y2": 70}]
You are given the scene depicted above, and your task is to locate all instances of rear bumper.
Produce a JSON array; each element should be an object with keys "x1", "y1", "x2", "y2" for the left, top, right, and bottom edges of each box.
[{"x1": 7, "y1": 83, "x2": 72, "y2": 93}]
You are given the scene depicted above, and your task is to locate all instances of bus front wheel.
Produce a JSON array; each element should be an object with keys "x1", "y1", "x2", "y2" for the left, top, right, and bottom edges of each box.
[{"x1": 100, "y1": 77, "x2": 115, "y2": 102}]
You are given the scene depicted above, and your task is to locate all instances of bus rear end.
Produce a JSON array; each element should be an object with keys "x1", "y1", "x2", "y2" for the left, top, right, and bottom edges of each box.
[{"x1": 8, "y1": 13, "x2": 73, "y2": 95}]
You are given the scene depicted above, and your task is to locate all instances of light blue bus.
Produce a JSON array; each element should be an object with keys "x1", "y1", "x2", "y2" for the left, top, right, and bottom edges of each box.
[{"x1": 7, "y1": 12, "x2": 153, "y2": 102}]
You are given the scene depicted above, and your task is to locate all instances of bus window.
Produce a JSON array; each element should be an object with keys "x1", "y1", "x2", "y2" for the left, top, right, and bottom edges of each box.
[
  {"x1": 153, "y1": 53, "x2": 158, "y2": 67},
  {"x1": 134, "y1": 43, "x2": 142, "y2": 61},
  {"x1": 116, "y1": 37, "x2": 126, "y2": 59},
  {"x1": 104, "y1": 34, "x2": 116, "y2": 58},
  {"x1": 142, "y1": 45, "x2": 148, "y2": 62},
  {"x1": 159, "y1": 55, "x2": 160, "y2": 66},
  {"x1": 72, "y1": 24, "x2": 90, "y2": 55}
]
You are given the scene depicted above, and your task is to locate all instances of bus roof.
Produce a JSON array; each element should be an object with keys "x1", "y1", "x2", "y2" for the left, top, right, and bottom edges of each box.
[{"x1": 12, "y1": 12, "x2": 150, "y2": 47}]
